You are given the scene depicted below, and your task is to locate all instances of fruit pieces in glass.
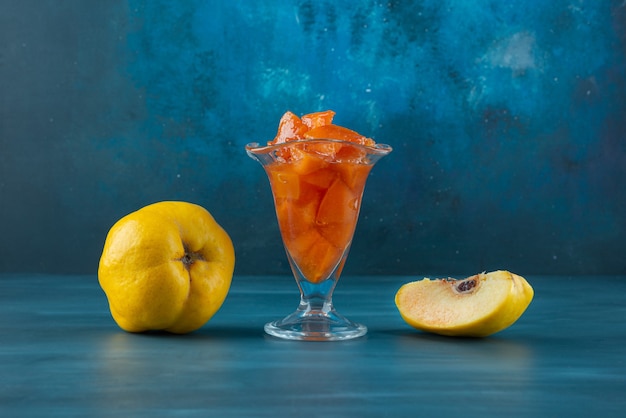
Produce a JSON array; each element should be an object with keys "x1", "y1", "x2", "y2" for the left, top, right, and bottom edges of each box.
[{"x1": 265, "y1": 111, "x2": 378, "y2": 284}]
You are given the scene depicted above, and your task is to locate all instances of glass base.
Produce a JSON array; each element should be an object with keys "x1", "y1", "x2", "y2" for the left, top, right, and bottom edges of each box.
[{"x1": 264, "y1": 307, "x2": 367, "y2": 341}]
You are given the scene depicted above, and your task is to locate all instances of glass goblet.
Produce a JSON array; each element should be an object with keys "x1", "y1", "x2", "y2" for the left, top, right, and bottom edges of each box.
[{"x1": 246, "y1": 139, "x2": 392, "y2": 341}]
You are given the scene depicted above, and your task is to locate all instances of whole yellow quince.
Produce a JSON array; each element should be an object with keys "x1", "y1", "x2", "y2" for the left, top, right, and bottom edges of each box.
[{"x1": 98, "y1": 201, "x2": 235, "y2": 334}]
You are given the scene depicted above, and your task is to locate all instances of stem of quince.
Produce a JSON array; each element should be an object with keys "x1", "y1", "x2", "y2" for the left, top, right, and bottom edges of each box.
[{"x1": 178, "y1": 247, "x2": 205, "y2": 271}]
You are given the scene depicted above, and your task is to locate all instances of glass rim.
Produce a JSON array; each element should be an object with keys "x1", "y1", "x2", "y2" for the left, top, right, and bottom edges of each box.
[{"x1": 245, "y1": 138, "x2": 393, "y2": 155}]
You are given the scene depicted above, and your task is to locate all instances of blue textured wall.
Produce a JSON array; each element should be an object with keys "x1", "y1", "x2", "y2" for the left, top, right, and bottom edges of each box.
[{"x1": 1, "y1": 0, "x2": 625, "y2": 276}]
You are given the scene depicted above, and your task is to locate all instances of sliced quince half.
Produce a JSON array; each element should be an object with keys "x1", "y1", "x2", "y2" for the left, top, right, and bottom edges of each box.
[{"x1": 395, "y1": 270, "x2": 534, "y2": 337}]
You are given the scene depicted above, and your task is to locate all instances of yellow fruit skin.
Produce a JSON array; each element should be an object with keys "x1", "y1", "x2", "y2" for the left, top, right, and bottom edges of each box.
[
  {"x1": 395, "y1": 270, "x2": 534, "y2": 337},
  {"x1": 98, "y1": 201, "x2": 235, "y2": 334}
]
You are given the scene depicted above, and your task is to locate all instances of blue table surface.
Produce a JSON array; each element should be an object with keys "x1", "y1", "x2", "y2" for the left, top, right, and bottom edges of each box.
[{"x1": 1, "y1": 274, "x2": 625, "y2": 417}]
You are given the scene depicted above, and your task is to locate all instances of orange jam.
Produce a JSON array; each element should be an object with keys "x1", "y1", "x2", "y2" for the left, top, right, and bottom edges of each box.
[{"x1": 265, "y1": 111, "x2": 376, "y2": 283}]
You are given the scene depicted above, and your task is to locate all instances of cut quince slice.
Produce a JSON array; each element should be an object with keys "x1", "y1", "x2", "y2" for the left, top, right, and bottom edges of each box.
[
  {"x1": 304, "y1": 124, "x2": 367, "y2": 143},
  {"x1": 266, "y1": 110, "x2": 377, "y2": 162},
  {"x1": 301, "y1": 110, "x2": 335, "y2": 130},
  {"x1": 271, "y1": 111, "x2": 307, "y2": 144},
  {"x1": 267, "y1": 169, "x2": 300, "y2": 201},
  {"x1": 395, "y1": 270, "x2": 534, "y2": 337}
]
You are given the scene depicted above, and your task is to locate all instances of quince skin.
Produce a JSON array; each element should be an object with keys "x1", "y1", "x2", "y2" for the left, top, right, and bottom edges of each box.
[
  {"x1": 395, "y1": 270, "x2": 533, "y2": 337},
  {"x1": 98, "y1": 201, "x2": 235, "y2": 334}
]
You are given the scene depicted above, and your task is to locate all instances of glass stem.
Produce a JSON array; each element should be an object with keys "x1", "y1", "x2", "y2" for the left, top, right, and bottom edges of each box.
[
  {"x1": 299, "y1": 296, "x2": 333, "y2": 315},
  {"x1": 297, "y1": 277, "x2": 338, "y2": 314}
]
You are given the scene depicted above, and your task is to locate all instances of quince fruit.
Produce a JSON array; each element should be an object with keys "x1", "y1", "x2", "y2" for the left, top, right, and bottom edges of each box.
[
  {"x1": 395, "y1": 270, "x2": 533, "y2": 337},
  {"x1": 98, "y1": 201, "x2": 235, "y2": 334}
]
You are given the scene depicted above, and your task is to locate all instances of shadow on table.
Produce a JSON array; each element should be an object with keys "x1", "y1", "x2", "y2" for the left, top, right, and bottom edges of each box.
[
  {"x1": 125, "y1": 325, "x2": 267, "y2": 341},
  {"x1": 376, "y1": 327, "x2": 536, "y2": 370}
]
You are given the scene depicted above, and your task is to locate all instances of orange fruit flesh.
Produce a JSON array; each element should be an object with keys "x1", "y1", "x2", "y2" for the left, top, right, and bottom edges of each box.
[
  {"x1": 268, "y1": 110, "x2": 375, "y2": 161},
  {"x1": 267, "y1": 158, "x2": 371, "y2": 284},
  {"x1": 301, "y1": 110, "x2": 336, "y2": 130},
  {"x1": 266, "y1": 110, "x2": 376, "y2": 284}
]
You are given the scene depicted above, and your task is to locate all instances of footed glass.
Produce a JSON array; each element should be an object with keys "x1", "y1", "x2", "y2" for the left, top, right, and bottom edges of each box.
[{"x1": 246, "y1": 139, "x2": 391, "y2": 341}]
